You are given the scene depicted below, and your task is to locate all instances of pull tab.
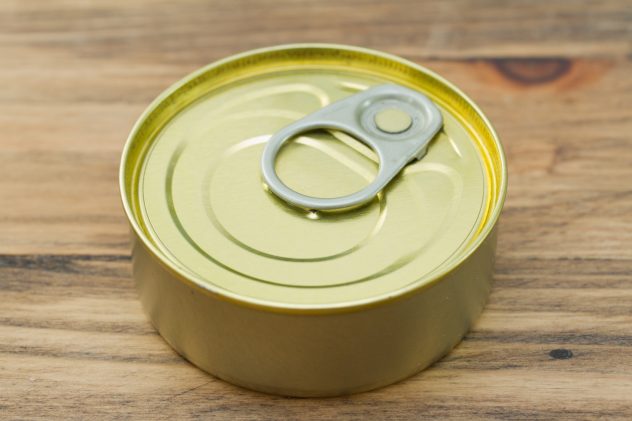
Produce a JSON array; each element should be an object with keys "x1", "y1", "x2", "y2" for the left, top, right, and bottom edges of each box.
[{"x1": 261, "y1": 84, "x2": 443, "y2": 211}]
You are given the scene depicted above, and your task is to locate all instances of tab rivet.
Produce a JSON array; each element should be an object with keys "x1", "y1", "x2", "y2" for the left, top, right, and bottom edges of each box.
[{"x1": 374, "y1": 107, "x2": 412, "y2": 134}]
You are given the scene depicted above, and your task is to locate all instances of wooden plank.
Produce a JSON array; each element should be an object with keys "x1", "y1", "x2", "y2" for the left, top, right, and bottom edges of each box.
[
  {"x1": 0, "y1": 0, "x2": 631, "y2": 61},
  {"x1": 1, "y1": 0, "x2": 631, "y2": 419},
  {"x1": 1, "y1": 255, "x2": 632, "y2": 419}
]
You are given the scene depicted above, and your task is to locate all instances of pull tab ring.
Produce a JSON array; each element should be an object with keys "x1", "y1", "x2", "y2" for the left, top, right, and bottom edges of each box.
[{"x1": 261, "y1": 84, "x2": 443, "y2": 211}]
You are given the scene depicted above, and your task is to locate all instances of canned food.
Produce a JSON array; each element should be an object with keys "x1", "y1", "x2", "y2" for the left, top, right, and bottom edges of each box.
[{"x1": 120, "y1": 44, "x2": 506, "y2": 397}]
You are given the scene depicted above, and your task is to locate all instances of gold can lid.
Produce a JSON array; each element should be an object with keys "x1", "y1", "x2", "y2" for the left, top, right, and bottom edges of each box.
[{"x1": 121, "y1": 44, "x2": 506, "y2": 311}]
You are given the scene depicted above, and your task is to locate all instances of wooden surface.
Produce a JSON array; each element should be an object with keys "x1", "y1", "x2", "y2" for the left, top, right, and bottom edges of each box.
[{"x1": 1, "y1": 0, "x2": 631, "y2": 419}]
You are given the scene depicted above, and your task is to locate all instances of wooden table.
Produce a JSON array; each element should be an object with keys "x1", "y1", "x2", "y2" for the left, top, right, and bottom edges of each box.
[{"x1": 2, "y1": 1, "x2": 631, "y2": 419}]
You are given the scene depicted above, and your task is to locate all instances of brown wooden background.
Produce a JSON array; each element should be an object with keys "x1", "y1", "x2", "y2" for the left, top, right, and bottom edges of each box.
[{"x1": 1, "y1": 1, "x2": 631, "y2": 419}]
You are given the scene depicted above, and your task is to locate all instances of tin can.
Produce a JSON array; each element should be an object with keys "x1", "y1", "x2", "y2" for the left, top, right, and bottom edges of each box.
[{"x1": 120, "y1": 44, "x2": 506, "y2": 397}]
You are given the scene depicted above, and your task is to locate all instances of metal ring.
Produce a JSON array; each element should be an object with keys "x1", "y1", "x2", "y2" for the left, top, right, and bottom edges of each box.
[{"x1": 261, "y1": 122, "x2": 392, "y2": 211}]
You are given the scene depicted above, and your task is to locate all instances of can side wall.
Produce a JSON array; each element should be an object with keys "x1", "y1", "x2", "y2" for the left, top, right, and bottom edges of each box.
[{"x1": 130, "y1": 226, "x2": 497, "y2": 397}]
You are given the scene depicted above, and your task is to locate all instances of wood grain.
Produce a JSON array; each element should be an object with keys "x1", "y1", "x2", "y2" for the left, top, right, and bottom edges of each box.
[{"x1": 1, "y1": 0, "x2": 631, "y2": 419}]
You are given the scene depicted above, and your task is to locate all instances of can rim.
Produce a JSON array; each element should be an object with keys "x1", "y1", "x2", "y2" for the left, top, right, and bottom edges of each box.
[{"x1": 119, "y1": 43, "x2": 508, "y2": 314}]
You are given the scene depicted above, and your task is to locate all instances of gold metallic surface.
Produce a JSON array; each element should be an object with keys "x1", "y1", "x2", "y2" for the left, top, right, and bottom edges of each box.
[
  {"x1": 131, "y1": 228, "x2": 497, "y2": 397},
  {"x1": 120, "y1": 44, "x2": 507, "y2": 396}
]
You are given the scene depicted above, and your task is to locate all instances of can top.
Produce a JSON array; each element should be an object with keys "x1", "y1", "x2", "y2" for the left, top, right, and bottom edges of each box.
[{"x1": 120, "y1": 44, "x2": 506, "y2": 313}]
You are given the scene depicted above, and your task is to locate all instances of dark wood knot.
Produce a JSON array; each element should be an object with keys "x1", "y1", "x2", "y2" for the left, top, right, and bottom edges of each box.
[
  {"x1": 549, "y1": 348, "x2": 574, "y2": 359},
  {"x1": 492, "y1": 58, "x2": 571, "y2": 85}
]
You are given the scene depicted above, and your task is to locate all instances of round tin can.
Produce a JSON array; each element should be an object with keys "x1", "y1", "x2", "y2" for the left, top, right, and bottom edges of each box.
[{"x1": 120, "y1": 44, "x2": 506, "y2": 397}]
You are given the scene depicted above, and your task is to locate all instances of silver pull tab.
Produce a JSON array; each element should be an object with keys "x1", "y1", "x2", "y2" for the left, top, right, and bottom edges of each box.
[{"x1": 261, "y1": 84, "x2": 443, "y2": 210}]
